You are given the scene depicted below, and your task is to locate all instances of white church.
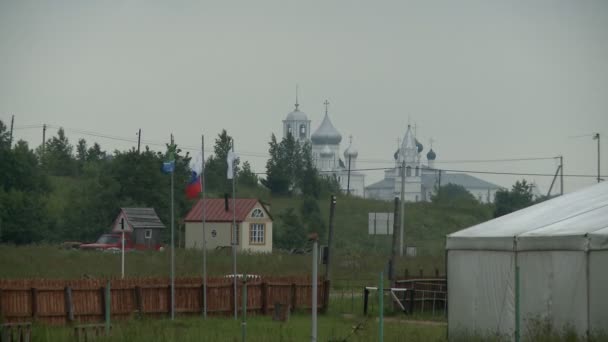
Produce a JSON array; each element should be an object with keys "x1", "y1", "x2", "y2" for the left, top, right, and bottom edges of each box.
[
  {"x1": 365, "y1": 125, "x2": 503, "y2": 203},
  {"x1": 282, "y1": 99, "x2": 365, "y2": 196}
]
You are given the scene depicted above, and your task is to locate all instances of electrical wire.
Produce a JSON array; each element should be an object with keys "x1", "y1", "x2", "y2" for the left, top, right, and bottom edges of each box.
[{"x1": 14, "y1": 122, "x2": 606, "y2": 179}]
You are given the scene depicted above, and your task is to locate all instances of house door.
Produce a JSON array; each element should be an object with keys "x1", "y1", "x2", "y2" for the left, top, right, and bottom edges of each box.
[{"x1": 144, "y1": 229, "x2": 152, "y2": 248}]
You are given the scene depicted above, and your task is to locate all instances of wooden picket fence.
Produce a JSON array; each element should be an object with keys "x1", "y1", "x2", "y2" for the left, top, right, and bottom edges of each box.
[{"x1": 0, "y1": 276, "x2": 329, "y2": 325}]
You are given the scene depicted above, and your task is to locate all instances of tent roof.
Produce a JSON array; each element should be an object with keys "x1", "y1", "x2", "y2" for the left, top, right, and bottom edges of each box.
[{"x1": 447, "y1": 182, "x2": 608, "y2": 251}]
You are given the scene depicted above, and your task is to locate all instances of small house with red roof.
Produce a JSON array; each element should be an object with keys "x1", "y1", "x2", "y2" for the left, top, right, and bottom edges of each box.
[{"x1": 184, "y1": 197, "x2": 273, "y2": 253}]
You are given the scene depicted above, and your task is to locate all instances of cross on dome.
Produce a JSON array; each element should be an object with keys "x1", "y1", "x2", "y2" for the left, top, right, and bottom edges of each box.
[{"x1": 295, "y1": 84, "x2": 299, "y2": 110}]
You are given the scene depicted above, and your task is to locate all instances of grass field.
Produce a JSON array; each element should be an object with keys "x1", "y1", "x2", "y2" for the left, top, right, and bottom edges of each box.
[
  {"x1": 28, "y1": 314, "x2": 447, "y2": 342},
  {"x1": 3, "y1": 246, "x2": 606, "y2": 341},
  {"x1": 0, "y1": 245, "x2": 444, "y2": 287}
]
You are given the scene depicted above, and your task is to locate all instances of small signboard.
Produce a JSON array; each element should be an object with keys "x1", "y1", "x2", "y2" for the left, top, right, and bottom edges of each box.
[
  {"x1": 368, "y1": 212, "x2": 394, "y2": 235},
  {"x1": 406, "y1": 246, "x2": 417, "y2": 257}
]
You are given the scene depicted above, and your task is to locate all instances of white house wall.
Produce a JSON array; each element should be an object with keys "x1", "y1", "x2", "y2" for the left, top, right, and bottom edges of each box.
[{"x1": 185, "y1": 222, "x2": 232, "y2": 250}]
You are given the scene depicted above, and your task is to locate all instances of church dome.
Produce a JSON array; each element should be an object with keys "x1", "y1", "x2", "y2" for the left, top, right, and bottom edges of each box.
[
  {"x1": 285, "y1": 104, "x2": 308, "y2": 121},
  {"x1": 343, "y1": 136, "x2": 358, "y2": 159},
  {"x1": 311, "y1": 111, "x2": 342, "y2": 145},
  {"x1": 320, "y1": 145, "x2": 333, "y2": 157},
  {"x1": 427, "y1": 148, "x2": 436, "y2": 160},
  {"x1": 416, "y1": 139, "x2": 424, "y2": 153}
]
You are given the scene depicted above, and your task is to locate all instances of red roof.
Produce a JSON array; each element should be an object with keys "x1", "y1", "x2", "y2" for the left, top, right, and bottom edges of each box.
[{"x1": 184, "y1": 198, "x2": 261, "y2": 222}]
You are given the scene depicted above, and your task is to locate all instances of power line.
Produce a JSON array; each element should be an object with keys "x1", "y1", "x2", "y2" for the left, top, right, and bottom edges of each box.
[
  {"x1": 14, "y1": 122, "x2": 605, "y2": 179},
  {"x1": 255, "y1": 166, "x2": 606, "y2": 178},
  {"x1": 356, "y1": 156, "x2": 557, "y2": 165},
  {"x1": 43, "y1": 124, "x2": 272, "y2": 158}
]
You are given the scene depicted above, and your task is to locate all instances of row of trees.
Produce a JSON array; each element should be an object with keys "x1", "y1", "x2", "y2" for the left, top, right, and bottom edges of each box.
[
  {"x1": 0, "y1": 117, "x2": 541, "y2": 247},
  {"x1": 263, "y1": 133, "x2": 342, "y2": 248},
  {"x1": 0, "y1": 122, "x2": 264, "y2": 244}
]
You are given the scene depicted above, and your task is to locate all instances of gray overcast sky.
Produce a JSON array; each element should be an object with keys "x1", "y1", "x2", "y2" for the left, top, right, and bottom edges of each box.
[{"x1": 1, "y1": 0, "x2": 607, "y2": 193}]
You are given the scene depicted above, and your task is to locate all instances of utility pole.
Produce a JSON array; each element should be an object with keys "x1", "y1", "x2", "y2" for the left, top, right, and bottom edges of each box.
[
  {"x1": 310, "y1": 234, "x2": 319, "y2": 342},
  {"x1": 9, "y1": 115, "x2": 14, "y2": 146},
  {"x1": 170, "y1": 134, "x2": 175, "y2": 321},
  {"x1": 438, "y1": 169, "x2": 442, "y2": 188},
  {"x1": 560, "y1": 156, "x2": 564, "y2": 195},
  {"x1": 232, "y1": 138, "x2": 238, "y2": 320},
  {"x1": 390, "y1": 197, "x2": 399, "y2": 284},
  {"x1": 399, "y1": 160, "x2": 405, "y2": 256},
  {"x1": 325, "y1": 195, "x2": 337, "y2": 283},
  {"x1": 201, "y1": 134, "x2": 207, "y2": 318},
  {"x1": 42, "y1": 124, "x2": 47, "y2": 156},
  {"x1": 137, "y1": 129, "x2": 141, "y2": 153},
  {"x1": 346, "y1": 155, "x2": 352, "y2": 195},
  {"x1": 594, "y1": 133, "x2": 601, "y2": 183}
]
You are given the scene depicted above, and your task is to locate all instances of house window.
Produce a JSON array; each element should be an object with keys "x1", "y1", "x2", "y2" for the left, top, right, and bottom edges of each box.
[
  {"x1": 415, "y1": 166, "x2": 419, "y2": 176},
  {"x1": 300, "y1": 124, "x2": 306, "y2": 137},
  {"x1": 251, "y1": 208, "x2": 264, "y2": 218},
  {"x1": 249, "y1": 223, "x2": 265, "y2": 245},
  {"x1": 415, "y1": 195, "x2": 419, "y2": 202},
  {"x1": 287, "y1": 126, "x2": 292, "y2": 136},
  {"x1": 406, "y1": 166, "x2": 412, "y2": 177},
  {"x1": 144, "y1": 229, "x2": 152, "y2": 239}
]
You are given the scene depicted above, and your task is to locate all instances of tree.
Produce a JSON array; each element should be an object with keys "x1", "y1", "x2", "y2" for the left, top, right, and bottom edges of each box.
[
  {"x1": 274, "y1": 208, "x2": 307, "y2": 250},
  {"x1": 205, "y1": 130, "x2": 234, "y2": 194},
  {"x1": 494, "y1": 179, "x2": 534, "y2": 217},
  {"x1": 0, "y1": 120, "x2": 10, "y2": 149},
  {"x1": 41, "y1": 128, "x2": 77, "y2": 176},
  {"x1": 431, "y1": 183, "x2": 477, "y2": 205},
  {"x1": 299, "y1": 142, "x2": 321, "y2": 199},
  {"x1": 263, "y1": 133, "x2": 308, "y2": 195},
  {"x1": 319, "y1": 174, "x2": 342, "y2": 197},
  {"x1": 300, "y1": 196, "x2": 325, "y2": 241},
  {"x1": 262, "y1": 134, "x2": 290, "y2": 195},
  {"x1": 76, "y1": 138, "x2": 87, "y2": 174},
  {"x1": 0, "y1": 122, "x2": 51, "y2": 243},
  {"x1": 238, "y1": 161, "x2": 258, "y2": 187},
  {"x1": 86, "y1": 143, "x2": 106, "y2": 162}
]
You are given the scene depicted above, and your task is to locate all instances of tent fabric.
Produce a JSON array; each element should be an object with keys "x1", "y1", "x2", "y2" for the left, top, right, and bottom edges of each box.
[
  {"x1": 518, "y1": 251, "x2": 588, "y2": 333},
  {"x1": 446, "y1": 182, "x2": 608, "y2": 340},
  {"x1": 448, "y1": 250, "x2": 515, "y2": 337},
  {"x1": 589, "y1": 251, "x2": 608, "y2": 333},
  {"x1": 447, "y1": 182, "x2": 608, "y2": 251}
]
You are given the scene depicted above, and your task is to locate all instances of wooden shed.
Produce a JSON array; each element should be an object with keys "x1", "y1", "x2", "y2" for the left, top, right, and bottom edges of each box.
[{"x1": 111, "y1": 208, "x2": 165, "y2": 248}]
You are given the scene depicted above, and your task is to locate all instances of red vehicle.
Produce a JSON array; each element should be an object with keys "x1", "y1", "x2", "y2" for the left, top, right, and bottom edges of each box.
[{"x1": 79, "y1": 233, "x2": 134, "y2": 251}]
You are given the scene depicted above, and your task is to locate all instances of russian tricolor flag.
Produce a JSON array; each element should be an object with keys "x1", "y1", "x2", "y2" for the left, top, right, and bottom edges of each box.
[{"x1": 185, "y1": 152, "x2": 203, "y2": 199}]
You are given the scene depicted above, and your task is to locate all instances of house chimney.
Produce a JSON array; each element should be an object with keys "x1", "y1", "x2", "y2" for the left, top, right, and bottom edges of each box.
[{"x1": 224, "y1": 193, "x2": 229, "y2": 212}]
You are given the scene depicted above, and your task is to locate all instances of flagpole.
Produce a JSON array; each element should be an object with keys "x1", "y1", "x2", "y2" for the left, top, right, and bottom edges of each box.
[
  {"x1": 232, "y1": 138, "x2": 238, "y2": 320},
  {"x1": 170, "y1": 134, "x2": 175, "y2": 321},
  {"x1": 201, "y1": 134, "x2": 207, "y2": 318}
]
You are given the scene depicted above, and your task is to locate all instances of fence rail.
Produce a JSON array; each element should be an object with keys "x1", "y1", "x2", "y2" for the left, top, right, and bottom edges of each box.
[{"x1": 0, "y1": 276, "x2": 328, "y2": 325}]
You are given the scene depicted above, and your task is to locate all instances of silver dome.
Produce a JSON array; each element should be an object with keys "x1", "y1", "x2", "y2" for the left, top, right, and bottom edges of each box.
[
  {"x1": 311, "y1": 112, "x2": 342, "y2": 145},
  {"x1": 285, "y1": 104, "x2": 308, "y2": 121},
  {"x1": 343, "y1": 136, "x2": 358, "y2": 158}
]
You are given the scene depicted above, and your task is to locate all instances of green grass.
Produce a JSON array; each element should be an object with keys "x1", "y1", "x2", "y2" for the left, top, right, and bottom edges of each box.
[
  {"x1": 28, "y1": 313, "x2": 447, "y2": 342},
  {"x1": 0, "y1": 245, "x2": 444, "y2": 288}
]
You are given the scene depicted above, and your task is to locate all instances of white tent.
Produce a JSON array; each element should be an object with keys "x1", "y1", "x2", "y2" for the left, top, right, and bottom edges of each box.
[{"x1": 446, "y1": 182, "x2": 608, "y2": 340}]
